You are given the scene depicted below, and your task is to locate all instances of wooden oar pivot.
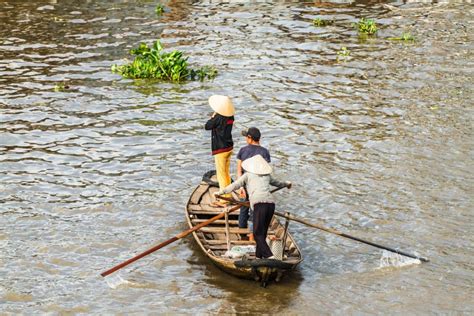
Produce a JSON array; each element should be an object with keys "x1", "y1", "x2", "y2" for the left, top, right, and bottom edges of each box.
[
  {"x1": 281, "y1": 211, "x2": 291, "y2": 260},
  {"x1": 224, "y1": 209, "x2": 231, "y2": 251}
]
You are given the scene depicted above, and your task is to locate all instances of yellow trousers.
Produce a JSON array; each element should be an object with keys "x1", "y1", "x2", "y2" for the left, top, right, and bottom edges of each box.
[{"x1": 214, "y1": 150, "x2": 232, "y2": 199}]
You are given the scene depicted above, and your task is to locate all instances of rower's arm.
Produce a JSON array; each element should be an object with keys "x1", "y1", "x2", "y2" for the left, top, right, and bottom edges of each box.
[
  {"x1": 218, "y1": 174, "x2": 247, "y2": 195},
  {"x1": 269, "y1": 175, "x2": 291, "y2": 189}
]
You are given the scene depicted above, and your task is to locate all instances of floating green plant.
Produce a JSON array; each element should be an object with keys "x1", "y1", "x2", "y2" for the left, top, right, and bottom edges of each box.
[
  {"x1": 155, "y1": 4, "x2": 165, "y2": 15},
  {"x1": 53, "y1": 82, "x2": 70, "y2": 92},
  {"x1": 313, "y1": 18, "x2": 334, "y2": 27},
  {"x1": 389, "y1": 32, "x2": 416, "y2": 42},
  {"x1": 354, "y1": 18, "x2": 378, "y2": 35},
  {"x1": 336, "y1": 47, "x2": 350, "y2": 62},
  {"x1": 111, "y1": 40, "x2": 218, "y2": 82},
  {"x1": 192, "y1": 66, "x2": 218, "y2": 80}
]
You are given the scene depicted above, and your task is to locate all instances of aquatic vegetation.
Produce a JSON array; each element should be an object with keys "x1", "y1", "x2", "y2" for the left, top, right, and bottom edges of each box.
[
  {"x1": 389, "y1": 32, "x2": 416, "y2": 42},
  {"x1": 312, "y1": 18, "x2": 334, "y2": 27},
  {"x1": 336, "y1": 47, "x2": 350, "y2": 62},
  {"x1": 354, "y1": 18, "x2": 378, "y2": 35},
  {"x1": 111, "y1": 40, "x2": 218, "y2": 82},
  {"x1": 192, "y1": 65, "x2": 218, "y2": 80},
  {"x1": 155, "y1": 4, "x2": 165, "y2": 15},
  {"x1": 53, "y1": 82, "x2": 69, "y2": 92}
]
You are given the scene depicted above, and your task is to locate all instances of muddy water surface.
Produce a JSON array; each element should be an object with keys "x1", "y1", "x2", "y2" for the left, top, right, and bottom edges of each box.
[{"x1": 1, "y1": 0, "x2": 473, "y2": 314}]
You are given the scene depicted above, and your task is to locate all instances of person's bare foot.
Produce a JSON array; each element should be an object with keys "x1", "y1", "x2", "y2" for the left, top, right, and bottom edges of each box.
[
  {"x1": 210, "y1": 201, "x2": 228, "y2": 208},
  {"x1": 248, "y1": 233, "x2": 254, "y2": 242}
]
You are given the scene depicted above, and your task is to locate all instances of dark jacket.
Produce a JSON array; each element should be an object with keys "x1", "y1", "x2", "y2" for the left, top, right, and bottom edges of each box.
[{"x1": 205, "y1": 114, "x2": 234, "y2": 155}]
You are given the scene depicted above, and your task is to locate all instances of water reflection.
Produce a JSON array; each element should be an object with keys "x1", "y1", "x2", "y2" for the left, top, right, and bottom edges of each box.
[{"x1": 186, "y1": 236, "x2": 304, "y2": 314}]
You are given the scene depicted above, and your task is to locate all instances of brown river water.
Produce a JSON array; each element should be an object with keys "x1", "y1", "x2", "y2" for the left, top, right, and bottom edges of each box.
[{"x1": 1, "y1": 0, "x2": 473, "y2": 314}]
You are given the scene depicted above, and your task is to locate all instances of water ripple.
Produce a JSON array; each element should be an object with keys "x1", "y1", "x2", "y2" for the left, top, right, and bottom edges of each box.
[{"x1": 1, "y1": 1, "x2": 473, "y2": 314}]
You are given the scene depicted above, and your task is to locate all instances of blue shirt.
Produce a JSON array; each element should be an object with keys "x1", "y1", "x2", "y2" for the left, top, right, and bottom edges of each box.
[{"x1": 236, "y1": 144, "x2": 271, "y2": 163}]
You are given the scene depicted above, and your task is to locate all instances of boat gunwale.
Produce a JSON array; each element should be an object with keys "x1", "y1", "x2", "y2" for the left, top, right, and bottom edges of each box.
[{"x1": 185, "y1": 181, "x2": 303, "y2": 275}]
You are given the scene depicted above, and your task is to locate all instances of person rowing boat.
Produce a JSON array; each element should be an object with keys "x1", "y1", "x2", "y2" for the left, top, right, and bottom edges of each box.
[{"x1": 215, "y1": 155, "x2": 291, "y2": 259}]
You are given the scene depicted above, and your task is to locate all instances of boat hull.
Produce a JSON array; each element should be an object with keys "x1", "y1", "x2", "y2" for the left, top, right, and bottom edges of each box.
[{"x1": 185, "y1": 178, "x2": 303, "y2": 284}]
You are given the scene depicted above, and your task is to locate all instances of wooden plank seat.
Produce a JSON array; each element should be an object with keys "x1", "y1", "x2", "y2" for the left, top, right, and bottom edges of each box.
[
  {"x1": 188, "y1": 206, "x2": 241, "y2": 216},
  {"x1": 189, "y1": 211, "x2": 241, "y2": 216},
  {"x1": 199, "y1": 227, "x2": 253, "y2": 234},
  {"x1": 188, "y1": 204, "x2": 241, "y2": 211},
  {"x1": 204, "y1": 240, "x2": 256, "y2": 245},
  {"x1": 191, "y1": 219, "x2": 239, "y2": 225}
]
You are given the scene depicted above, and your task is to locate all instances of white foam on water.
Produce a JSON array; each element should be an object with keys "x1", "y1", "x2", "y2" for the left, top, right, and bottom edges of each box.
[
  {"x1": 378, "y1": 250, "x2": 421, "y2": 269},
  {"x1": 105, "y1": 274, "x2": 132, "y2": 289}
]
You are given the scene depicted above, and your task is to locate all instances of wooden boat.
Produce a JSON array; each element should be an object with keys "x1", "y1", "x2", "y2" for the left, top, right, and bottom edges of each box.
[{"x1": 185, "y1": 173, "x2": 303, "y2": 286}]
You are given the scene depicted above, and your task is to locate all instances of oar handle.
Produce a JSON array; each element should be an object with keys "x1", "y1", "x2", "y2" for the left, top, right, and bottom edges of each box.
[
  {"x1": 100, "y1": 203, "x2": 241, "y2": 277},
  {"x1": 270, "y1": 186, "x2": 287, "y2": 193}
]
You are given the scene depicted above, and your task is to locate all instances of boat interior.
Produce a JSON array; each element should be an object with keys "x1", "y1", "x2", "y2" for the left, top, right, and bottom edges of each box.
[{"x1": 187, "y1": 182, "x2": 301, "y2": 263}]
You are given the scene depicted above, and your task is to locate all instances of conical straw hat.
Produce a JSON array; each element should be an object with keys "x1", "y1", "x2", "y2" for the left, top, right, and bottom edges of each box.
[
  {"x1": 208, "y1": 95, "x2": 235, "y2": 117},
  {"x1": 242, "y1": 155, "x2": 272, "y2": 175}
]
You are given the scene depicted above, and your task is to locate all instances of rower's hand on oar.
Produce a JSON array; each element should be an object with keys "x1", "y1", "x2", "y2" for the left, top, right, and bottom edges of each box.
[{"x1": 286, "y1": 181, "x2": 292, "y2": 189}]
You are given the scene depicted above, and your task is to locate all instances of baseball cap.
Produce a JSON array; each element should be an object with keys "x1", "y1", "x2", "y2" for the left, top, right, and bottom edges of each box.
[{"x1": 241, "y1": 127, "x2": 261, "y2": 141}]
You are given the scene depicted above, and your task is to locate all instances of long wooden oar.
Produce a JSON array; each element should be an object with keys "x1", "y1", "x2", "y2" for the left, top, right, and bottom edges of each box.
[
  {"x1": 216, "y1": 196, "x2": 429, "y2": 263},
  {"x1": 101, "y1": 186, "x2": 286, "y2": 277},
  {"x1": 100, "y1": 204, "x2": 241, "y2": 277},
  {"x1": 273, "y1": 211, "x2": 429, "y2": 262}
]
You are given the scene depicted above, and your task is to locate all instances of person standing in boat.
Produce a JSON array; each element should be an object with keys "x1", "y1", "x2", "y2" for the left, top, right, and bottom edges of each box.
[
  {"x1": 215, "y1": 155, "x2": 291, "y2": 259},
  {"x1": 205, "y1": 95, "x2": 235, "y2": 207},
  {"x1": 236, "y1": 127, "x2": 271, "y2": 240}
]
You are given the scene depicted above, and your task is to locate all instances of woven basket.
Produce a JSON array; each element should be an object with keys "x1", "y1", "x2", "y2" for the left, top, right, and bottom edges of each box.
[{"x1": 267, "y1": 238, "x2": 283, "y2": 260}]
